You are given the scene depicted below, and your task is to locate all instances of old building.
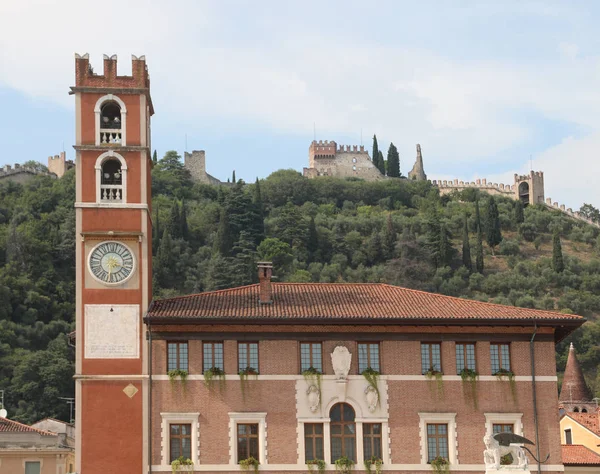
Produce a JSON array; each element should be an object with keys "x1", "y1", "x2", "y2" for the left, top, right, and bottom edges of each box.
[
  {"x1": 47, "y1": 152, "x2": 75, "y2": 178},
  {"x1": 143, "y1": 263, "x2": 581, "y2": 473},
  {"x1": 562, "y1": 445, "x2": 600, "y2": 474},
  {"x1": 71, "y1": 53, "x2": 154, "y2": 474},
  {"x1": 184, "y1": 150, "x2": 223, "y2": 185},
  {"x1": 303, "y1": 140, "x2": 385, "y2": 180},
  {"x1": 0, "y1": 416, "x2": 75, "y2": 474}
]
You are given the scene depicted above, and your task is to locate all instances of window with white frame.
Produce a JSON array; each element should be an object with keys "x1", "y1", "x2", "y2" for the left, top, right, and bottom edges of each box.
[
  {"x1": 160, "y1": 413, "x2": 199, "y2": 466},
  {"x1": 25, "y1": 462, "x2": 41, "y2": 474},
  {"x1": 418, "y1": 413, "x2": 457, "y2": 465},
  {"x1": 484, "y1": 413, "x2": 523, "y2": 437},
  {"x1": 94, "y1": 94, "x2": 127, "y2": 146},
  {"x1": 95, "y1": 151, "x2": 127, "y2": 204},
  {"x1": 228, "y1": 412, "x2": 267, "y2": 465}
]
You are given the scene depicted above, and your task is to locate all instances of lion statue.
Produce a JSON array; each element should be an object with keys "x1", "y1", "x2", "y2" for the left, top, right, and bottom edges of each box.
[{"x1": 483, "y1": 434, "x2": 529, "y2": 470}]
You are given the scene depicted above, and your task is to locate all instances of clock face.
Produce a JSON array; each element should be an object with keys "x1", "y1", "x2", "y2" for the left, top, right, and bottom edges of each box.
[{"x1": 88, "y1": 241, "x2": 135, "y2": 285}]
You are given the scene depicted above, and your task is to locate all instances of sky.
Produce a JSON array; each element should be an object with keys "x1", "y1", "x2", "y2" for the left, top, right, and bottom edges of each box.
[{"x1": 0, "y1": 0, "x2": 599, "y2": 209}]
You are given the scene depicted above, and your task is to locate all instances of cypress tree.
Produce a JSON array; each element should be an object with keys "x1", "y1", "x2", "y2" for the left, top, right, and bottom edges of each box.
[
  {"x1": 378, "y1": 150, "x2": 386, "y2": 175},
  {"x1": 372, "y1": 135, "x2": 380, "y2": 170},
  {"x1": 462, "y1": 214, "x2": 472, "y2": 272},
  {"x1": 215, "y1": 208, "x2": 233, "y2": 256},
  {"x1": 152, "y1": 149, "x2": 158, "y2": 164},
  {"x1": 515, "y1": 200, "x2": 524, "y2": 224},
  {"x1": 307, "y1": 216, "x2": 319, "y2": 263},
  {"x1": 475, "y1": 199, "x2": 484, "y2": 273},
  {"x1": 383, "y1": 213, "x2": 396, "y2": 259},
  {"x1": 386, "y1": 142, "x2": 400, "y2": 177},
  {"x1": 180, "y1": 199, "x2": 189, "y2": 240},
  {"x1": 485, "y1": 197, "x2": 502, "y2": 255},
  {"x1": 252, "y1": 178, "x2": 265, "y2": 242},
  {"x1": 156, "y1": 229, "x2": 174, "y2": 287},
  {"x1": 232, "y1": 170, "x2": 236, "y2": 183},
  {"x1": 552, "y1": 230, "x2": 565, "y2": 273},
  {"x1": 167, "y1": 201, "x2": 181, "y2": 239}
]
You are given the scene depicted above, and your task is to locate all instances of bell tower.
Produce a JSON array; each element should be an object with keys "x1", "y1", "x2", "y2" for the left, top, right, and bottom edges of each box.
[{"x1": 71, "y1": 53, "x2": 153, "y2": 474}]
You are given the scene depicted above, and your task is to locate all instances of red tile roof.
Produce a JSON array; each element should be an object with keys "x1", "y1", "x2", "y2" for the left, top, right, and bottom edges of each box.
[
  {"x1": 0, "y1": 417, "x2": 57, "y2": 436},
  {"x1": 147, "y1": 283, "x2": 584, "y2": 326},
  {"x1": 567, "y1": 412, "x2": 600, "y2": 437},
  {"x1": 562, "y1": 445, "x2": 600, "y2": 465}
]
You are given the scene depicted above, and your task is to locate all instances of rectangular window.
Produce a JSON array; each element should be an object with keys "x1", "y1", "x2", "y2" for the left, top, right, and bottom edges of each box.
[
  {"x1": 455, "y1": 343, "x2": 476, "y2": 373},
  {"x1": 167, "y1": 342, "x2": 189, "y2": 372},
  {"x1": 490, "y1": 343, "x2": 511, "y2": 374},
  {"x1": 25, "y1": 462, "x2": 41, "y2": 474},
  {"x1": 421, "y1": 343, "x2": 442, "y2": 374},
  {"x1": 304, "y1": 423, "x2": 324, "y2": 461},
  {"x1": 238, "y1": 342, "x2": 259, "y2": 373},
  {"x1": 363, "y1": 423, "x2": 383, "y2": 461},
  {"x1": 237, "y1": 423, "x2": 259, "y2": 461},
  {"x1": 170, "y1": 424, "x2": 192, "y2": 462},
  {"x1": 203, "y1": 342, "x2": 224, "y2": 373},
  {"x1": 492, "y1": 423, "x2": 513, "y2": 434},
  {"x1": 427, "y1": 423, "x2": 449, "y2": 462},
  {"x1": 358, "y1": 343, "x2": 380, "y2": 373},
  {"x1": 565, "y1": 429, "x2": 572, "y2": 445},
  {"x1": 300, "y1": 342, "x2": 322, "y2": 373}
]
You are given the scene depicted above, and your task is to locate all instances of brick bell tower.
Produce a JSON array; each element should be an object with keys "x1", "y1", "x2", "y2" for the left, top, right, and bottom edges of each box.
[{"x1": 71, "y1": 53, "x2": 153, "y2": 474}]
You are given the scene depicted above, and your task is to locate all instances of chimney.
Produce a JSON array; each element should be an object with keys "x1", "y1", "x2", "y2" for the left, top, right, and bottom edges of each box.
[{"x1": 258, "y1": 262, "x2": 273, "y2": 304}]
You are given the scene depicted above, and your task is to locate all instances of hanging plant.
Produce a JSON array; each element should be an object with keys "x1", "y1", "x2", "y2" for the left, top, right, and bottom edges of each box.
[
  {"x1": 364, "y1": 455, "x2": 383, "y2": 474},
  {"x1": 500, "y1": 453, "x2": 514, "y2": 465},
  {"x1": 168, "y1": 369, "x2": 188, "y2": 389},
  {"x1": 239, "y1": 366, "x2": 258, "y2": 400},
  {"x1": 334, "y1": 455, "x2": 355, "y2": 473},
  {"x1": 430, "y1": 456, "x2": 449, "y2": 474},
  {"x1": 171, "y1": 456, "x2": 193, "y2": 473},
  {"x1": 424, "y1": 367, "x2": 444, "y2": 396},
  {"x1": 204, "y1": 366, "x2": 226, "y2": 391},
  {"x1": 494, "y1": 368, "x2": 517, "y2": 401},
  {"x1": 361, "y1": 367, "x2": 381, "y2": 407},
  {"x1": 459, "y1": 368, "x2": 478, "y2": 409},
  {"x1": 306, "y1": 458, "x2": 327, "y2": 473},
  {"x1": 239, "y1": 456, "x2": 259, "y2": 473},
  {"x1": 302, "y1": 367, "x2": 322, "y2": 405}
]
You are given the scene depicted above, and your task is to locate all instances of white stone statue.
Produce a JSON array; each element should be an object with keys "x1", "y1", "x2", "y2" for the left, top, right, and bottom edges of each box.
[
  {"x1": 364, "y1": 385, "x2": 379, "y2": 412},
  {"x1": 331, "y1": 346, "x2": 352, "y2": 380},
  {"x1": 306, "y1": 384, "x2": 320, "y2": 413},
  {"x1": 483, "y1": 434, "x2": 529, "y2": 471}
]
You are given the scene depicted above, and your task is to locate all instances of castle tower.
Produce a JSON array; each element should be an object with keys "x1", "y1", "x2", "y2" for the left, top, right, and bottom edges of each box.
[
  {"x1": 71, "y1": 53, "x2": 153, "y2": 474},
  {"x1": 559, "y1": 343, "x2": 595, "y2": 413},
  {"x1": 514, "y1": 170, "x2": 544, "y2": 206},
  {"x1": 408, "y1": 143, "x2": 427, "y2": 181}
]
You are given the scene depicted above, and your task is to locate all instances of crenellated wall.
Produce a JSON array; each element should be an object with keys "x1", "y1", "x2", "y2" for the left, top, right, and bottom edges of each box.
[
  {"x1": 543, "y1": 198, "x2": 600, "y2": 228},
  {"x1": 0, "y1": 163, "x2": 57, "y2": 184},
  {"x1": 304, "y1": 140, "x2": 385, "y2": 180}
]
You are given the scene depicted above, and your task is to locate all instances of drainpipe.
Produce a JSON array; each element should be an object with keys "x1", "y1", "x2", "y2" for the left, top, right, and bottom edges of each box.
[
  {"x1": 148, "y1": 322, "x2": 153, "y2": 473},
  {"x1": 530, "y1": 323, "x2": 541, "y2": 474}
]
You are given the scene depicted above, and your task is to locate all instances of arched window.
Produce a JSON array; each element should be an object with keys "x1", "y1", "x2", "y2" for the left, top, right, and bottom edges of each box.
[
  {"x1": 573, "y1": 407, "x2": 579, "y2": 413},
  {"x1": 581, "y1": 408, "x2": 587, "y2": 413},
  {"x1": 94, "y1": 94, "x2": 127, "y2": 146},
  {"x1": 518, "y1": 182, "x2": 530, "y2": 206},
  {"x1": 330, "y1": 403, "x2": 356, "y2": 463},
  {"x1": 95, "y1": 151, "x2": 127, "y2": 203}
]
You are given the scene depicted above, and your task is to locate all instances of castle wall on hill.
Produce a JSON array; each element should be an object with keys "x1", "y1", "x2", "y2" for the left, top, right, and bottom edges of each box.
[
  {"x1": 0, "y1": 163, "x2": 57, "y2": 184},
  {"x1": 303, "y1": 140, "x2": 385, "y2": 181},
  {"x1": 184, "y1": 150, "x2": 223, "y2": 185},
  {"x1": 47, "y1": 151, "x2": 75, "y2": 178}
]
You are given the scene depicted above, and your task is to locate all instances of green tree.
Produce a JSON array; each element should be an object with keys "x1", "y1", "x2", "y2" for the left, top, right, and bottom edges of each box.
[
  {"x1": 231, "y1": 231, "x2": 257, "y2": 286},
  {"x1": 485, "y1": 197, "x2": 502, "y2": 255},
  {"x1": 167, "y1": 201, "x2": 182, "y2": 239},
  {"x1": 475, "y1": 199, "x2": 484, "y2": 273},
  {"x1": 252, "y1": 178, "x2": 265, "y2": 240},
  {"x1": 377, "y1": 150, "x2": 386, "y2": 175},
  {"x1": 462, "y1": 214, "x2": 472, "y2": 272},
  {"x1": 232, "y1": 170, "x2": 236, "y2": 183},
  {"x1": 383, "y1": 213, "x2": 396, "y2": 259},
  {"x1": 553, "y1": 230, "x2": 565, "y2": 273},
  {"x1": 579, "y1": 203, "x2": 600, "y2": 223},
  {"x1": 215, "y1": 209, "x2": 233, "y2": 256},
  {"x1": 180, "y1": 200, "x2": 189, "y2": 240},
  {"x1": 514, "y1": 200, "x2": 524, "y2": 224},
  {"x1": 152, "y1": 149, "x2": 158, "y2": 164},
  {"x1": 257, "y1": 238, "x2": 293, "y2": 272},
  {"x1": 372, "y1": 135, "x2": 380, "y2": 171},
  {"x1": 386, "y1": 142, "x2": 400, "y2": 177},
  {"x1": 152, "y1": 151, "x2": 192, "y2": 198},
  {"x1": 307, "y1": 216, "x2": 319, "y2": 262}
]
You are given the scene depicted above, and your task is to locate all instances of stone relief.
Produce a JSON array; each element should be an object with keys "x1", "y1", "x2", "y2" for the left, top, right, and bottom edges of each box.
[
  {"x1": 364, "y1": 385, "x2": 379, "y2": 413},
  {"x1": 306, "y1": 384, "x2": 320, "y2": 413},
  {"x1": 331, "y1": 346, "x2": 352, "y2": 380}
]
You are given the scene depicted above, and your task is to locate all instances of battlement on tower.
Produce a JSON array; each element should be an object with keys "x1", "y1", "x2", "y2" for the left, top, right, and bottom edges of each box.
[
  {"x1": 74, "y1": 53, "x2": 150, "y2": 89},
  {"x1": 305, "y1": 139, "x2": 381, "y2": 180}
]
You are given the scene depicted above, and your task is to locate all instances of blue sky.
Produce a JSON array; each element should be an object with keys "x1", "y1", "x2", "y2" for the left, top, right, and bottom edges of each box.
[{"x1": 1, "y1": 0, "x2": 599, "y2": 208}]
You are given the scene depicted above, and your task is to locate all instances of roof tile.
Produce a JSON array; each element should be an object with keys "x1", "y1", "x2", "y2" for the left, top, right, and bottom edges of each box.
[
  {"x1": 0, "y1": 417, "x2": 57, "y2": 436},
  {"x1": 562, "y1": 445, "x2": 600, "y2": 465}
]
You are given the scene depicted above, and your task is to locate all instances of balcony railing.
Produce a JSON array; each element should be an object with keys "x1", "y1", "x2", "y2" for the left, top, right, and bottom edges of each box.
[
  {"x1": 100, "y1": 129, "x2": 122, "y2": 145},
  {"x1": 100, "y1": 185, "x2": 123, "y2": 202}
]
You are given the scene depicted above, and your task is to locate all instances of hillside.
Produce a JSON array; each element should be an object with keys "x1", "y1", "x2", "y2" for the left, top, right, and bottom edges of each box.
[{"x1": 1, "y1": 151, "x2": 599, "y2": 423}]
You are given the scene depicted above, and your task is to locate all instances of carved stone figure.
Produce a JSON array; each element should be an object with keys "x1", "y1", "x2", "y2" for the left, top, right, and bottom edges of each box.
[
  {"x1": 306, "y1": 384, "x2": 320, "y2": 413},
  {"x1": 483, "y1": 434, "x2": 529, "y2": 470},
  {"x1": 331, "y1": 346, "x2": 352, "y2": 380},
  {"x1": 365, "y1": 385, "x2": 379, "y2": 413}
]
